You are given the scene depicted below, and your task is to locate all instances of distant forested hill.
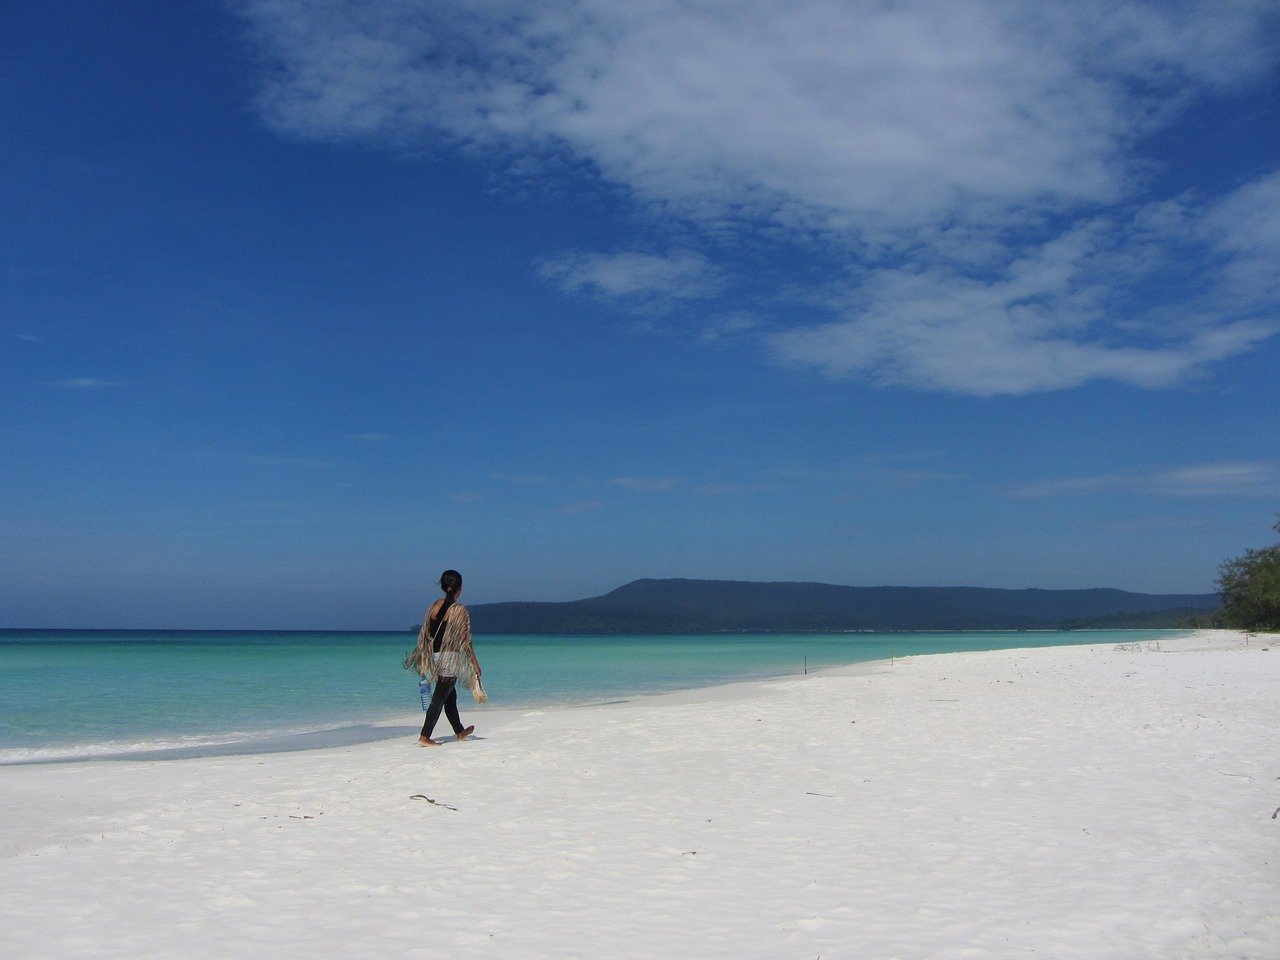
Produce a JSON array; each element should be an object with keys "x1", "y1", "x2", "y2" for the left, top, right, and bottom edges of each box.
[{"x1": 468, "y1": 579, "x2": 1220, "y2": 634}]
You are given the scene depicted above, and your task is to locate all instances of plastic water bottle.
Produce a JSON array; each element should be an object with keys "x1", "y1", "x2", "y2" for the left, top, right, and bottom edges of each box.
[{"x1": 418, "y1": 676, "x2": 432, "y2": 711}]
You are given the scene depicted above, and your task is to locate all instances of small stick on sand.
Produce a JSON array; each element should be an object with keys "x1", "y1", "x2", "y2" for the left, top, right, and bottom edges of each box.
[{"x1": 410, "y1": 794, "x2": 458, "y2": 811}]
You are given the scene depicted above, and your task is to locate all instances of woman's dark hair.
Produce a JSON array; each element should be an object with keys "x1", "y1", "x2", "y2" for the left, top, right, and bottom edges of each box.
[{"x1": 440, "y1": 569, "x2": 462, "y2": 597}]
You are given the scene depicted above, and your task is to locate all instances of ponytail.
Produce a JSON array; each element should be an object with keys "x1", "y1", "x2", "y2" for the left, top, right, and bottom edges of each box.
[{"x1": 439, "y1": 569, "x2": 462, "y2": 597}]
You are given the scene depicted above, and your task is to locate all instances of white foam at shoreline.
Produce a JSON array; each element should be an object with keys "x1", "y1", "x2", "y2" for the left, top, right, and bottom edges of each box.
[
  {"x1": 0, "y1": 720, "x2": 407, "y2": 766},
  {"x1": 1, "y1": 630, "x2": 1275, "y2": 959},
  {"x1": 2, "y1": 629, "x2": 1201, "y2": 768}
]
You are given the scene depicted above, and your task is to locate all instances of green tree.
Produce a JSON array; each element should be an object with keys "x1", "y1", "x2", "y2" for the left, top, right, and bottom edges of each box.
[{"x1": 1217, "y1": 517, "x2": 1280, "y2": 631}]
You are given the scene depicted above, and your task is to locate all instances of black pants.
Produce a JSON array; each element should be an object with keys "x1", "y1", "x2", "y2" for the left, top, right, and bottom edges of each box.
[{"x1": 420, "y1": 677, "x2": 463, "y2": 739}]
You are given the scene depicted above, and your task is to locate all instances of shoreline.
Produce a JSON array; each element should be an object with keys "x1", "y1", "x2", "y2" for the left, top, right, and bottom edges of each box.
[
  {"x1": 0, "y1": 655, "x2": 888, "y2": 767},
  {"x1": 2, "y1": 628, "x2": 1276, "y2": 958},
  {"x1": 0, "y1": 627, "x2": 1210, "y2": 767}
]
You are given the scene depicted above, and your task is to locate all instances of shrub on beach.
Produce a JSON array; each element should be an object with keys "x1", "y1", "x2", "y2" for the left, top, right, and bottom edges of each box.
[{"x1": 1217, "y1": 517, "x2": 1280, "y2": 632}]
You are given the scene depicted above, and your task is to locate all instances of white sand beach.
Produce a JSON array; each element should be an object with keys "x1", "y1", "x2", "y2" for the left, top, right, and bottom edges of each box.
[{"x1": 2, "y1": 630, "x2": 1276, "y2": 959}]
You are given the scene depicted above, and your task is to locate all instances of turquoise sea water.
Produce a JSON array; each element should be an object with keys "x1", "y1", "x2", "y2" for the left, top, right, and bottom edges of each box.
[{"x1": 0, "y1": 628, "x2": 1187, "y2": 763}]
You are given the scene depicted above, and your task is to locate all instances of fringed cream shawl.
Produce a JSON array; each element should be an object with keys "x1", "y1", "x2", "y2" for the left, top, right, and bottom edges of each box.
[{"x1": 403, "y1": 601, "x2": 478, "y2": 683}]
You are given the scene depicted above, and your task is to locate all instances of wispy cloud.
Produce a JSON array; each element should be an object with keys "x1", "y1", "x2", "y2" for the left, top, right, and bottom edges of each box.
[
  {"x1": 351, "y1": 432, "x2": 391, "y2": 442},
  {"x1": 1009, "y1": 461, "x2": 1280, "y2": 499},
  {"x1": 237, "y1": 0, "x2": 1280, "y2": 395},
  {"x1": 1199, "y1": 170, "x2": 1280, "y2": 307},
  {"x1": 538, "y1": 249, "x2": 722, "y2": 306},
  {"x1": 700, "y1": 314, "x2": 766, "y2": 344},
  {"x1": 15, "y1": 333, "x2": 40, "y2": 343},
  {"x1": 48, "y1": 378, "x2": 124, "y2": 389},
  {"x1": 241, "y1": 0, "x2": 1273, "y2": 229},
  {"x1": 450, "y1": 491, "x2": 482, "y2": 504},
  {"x1": 769, "y1": 181, "x2": 1280, "y2": 394}
]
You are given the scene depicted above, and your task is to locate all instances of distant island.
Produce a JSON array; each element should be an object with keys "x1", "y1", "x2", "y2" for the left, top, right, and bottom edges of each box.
[{"x1": 466, "y1": 579, "x2": 1221, "y2": 634}]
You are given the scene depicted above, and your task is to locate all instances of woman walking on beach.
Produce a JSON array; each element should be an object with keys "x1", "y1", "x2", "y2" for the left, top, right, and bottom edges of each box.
[{"x1": 404, "y1": 570, "x2": 482, "y2": 746}]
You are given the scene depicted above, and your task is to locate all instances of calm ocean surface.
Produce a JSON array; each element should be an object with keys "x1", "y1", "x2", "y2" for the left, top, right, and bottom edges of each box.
[{"x1": 0, "y1": 628, "x2": 1186, "y2": 764}]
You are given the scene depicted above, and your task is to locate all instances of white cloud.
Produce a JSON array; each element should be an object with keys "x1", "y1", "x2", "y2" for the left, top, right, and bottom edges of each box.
[
  {"x1": 770, "y1": 182, "x2": 1280, "y2": 394},
  {"x1": 49, "y1": 378, "x2": 124, "y2": 389},
  {"x1": 240, "y1": 0, "x2": 1274, "y2": 233},
  {"x1": 700, "y1": 314, "x2": 766, "y2": 343},
  {"x1": 1149, "y1": 463, "x2": 1280, "y2": 498},
  {"x1": 241, "y1": 0, "x2": 1280, "y2": 227},
  {"x1": 237, "y1": 0, "x2": 1280, "y2": 394},
  {"x1": 1199, "y1": 168, "x2": 1280, "y2": 306},
  {"x1": 609, "y1": 475, "x2": 781, "y2": 496},
  {"x1": 351, "y1": 432, "x2": 391, "y2": 441},
  {"x1": 770, "y1": 277, "x2": 1271, "y2": 395},
  {"x1": 538, "y1": 249, "x2": 721, "y2": 304},
  {"x1": 1010, "y1": 461, "x2": 1280, "y2": 499},
  {"x1": 15, "y1": 333, "x2": 40, "y2": 343}
]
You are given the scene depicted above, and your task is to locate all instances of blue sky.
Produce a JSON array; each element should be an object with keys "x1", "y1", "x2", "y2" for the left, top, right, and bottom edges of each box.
[{"x1": 3, "y1": 1, "x2": 1278, "y2": 628}]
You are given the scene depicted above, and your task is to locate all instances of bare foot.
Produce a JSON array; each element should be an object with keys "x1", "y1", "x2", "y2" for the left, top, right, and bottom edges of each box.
[
  {"x1": 456, "y1": 725, "x2": 475, "y2": 742},
  {"x1": 418, "y1": 736, "x2": 441, "y2": 747}
]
